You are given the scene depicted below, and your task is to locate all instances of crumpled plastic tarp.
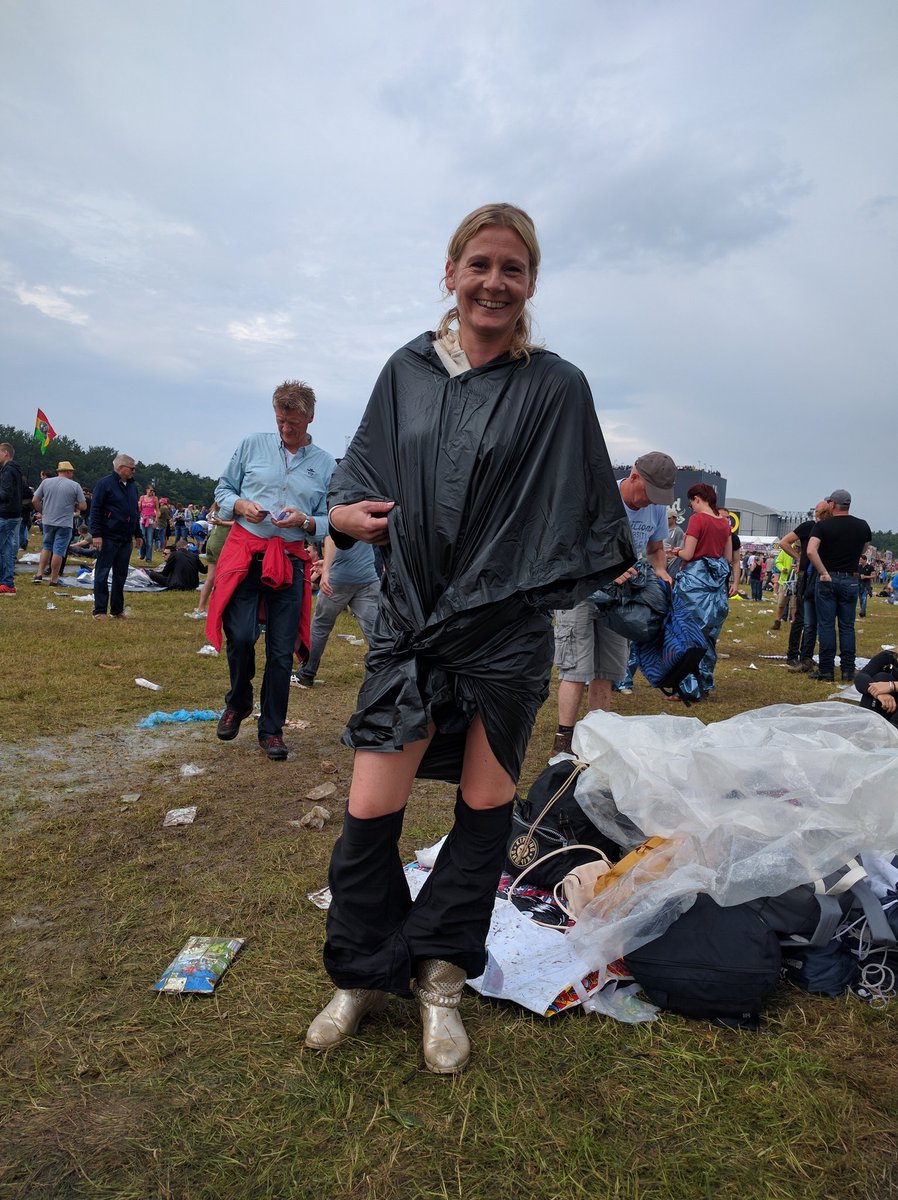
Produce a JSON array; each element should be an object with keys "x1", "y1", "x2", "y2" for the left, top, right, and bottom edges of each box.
[
  {"x1": 568, "y1": 702, "x2": 898, "y2": 982},
  {"x1": 328, "y1": 332, "x2": 634, "y2": 782},
  {"x1": 61, "y1": 566, "x2": 165, "y2": 592}
]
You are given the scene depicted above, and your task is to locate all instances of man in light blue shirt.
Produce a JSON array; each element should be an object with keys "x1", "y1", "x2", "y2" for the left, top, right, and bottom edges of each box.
[{"x1": 213, "y1": 380, "x2": 336, "y2": 760}]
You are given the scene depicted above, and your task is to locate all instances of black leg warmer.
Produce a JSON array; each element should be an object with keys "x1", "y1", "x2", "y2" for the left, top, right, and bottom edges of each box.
[
  {"x1": 323, "y1": 807, "x2": 413, "y2": 994},
  {"x1": 402, "y1": 789, "x2": 513, "y2": 979}
]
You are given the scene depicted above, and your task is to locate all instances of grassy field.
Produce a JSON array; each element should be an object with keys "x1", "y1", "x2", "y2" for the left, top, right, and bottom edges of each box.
[{"x1": 2, "y1": 548, "x2": 898, "y2": 1200}]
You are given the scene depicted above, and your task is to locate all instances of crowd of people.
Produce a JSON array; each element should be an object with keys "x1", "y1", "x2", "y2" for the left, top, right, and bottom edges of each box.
[
  {"x1": 0, "y1": 444, "x2": 217, "y2": 603},
  {"x1": 0, "y1": 202, "x2": 894, "y2": 1077}
]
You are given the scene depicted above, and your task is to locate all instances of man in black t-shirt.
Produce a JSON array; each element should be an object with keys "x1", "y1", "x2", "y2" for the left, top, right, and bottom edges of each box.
[
  {"x1": 784, "y1": 500, "x2": 831, "y2": 671},
  {"x1": 806, "y1": 489, "x2": 871, "y2": 683}
]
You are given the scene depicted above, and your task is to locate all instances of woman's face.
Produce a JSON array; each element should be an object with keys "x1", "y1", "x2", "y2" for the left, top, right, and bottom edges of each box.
[{"x1": 445, "y1": 225, "x2": 534, "y2": 351}]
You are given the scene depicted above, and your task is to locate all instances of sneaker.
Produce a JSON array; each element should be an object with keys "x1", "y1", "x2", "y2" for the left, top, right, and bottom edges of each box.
[
  {"x1": 92, "y1": 612, "x2": 109, "y2": 620},
  {"x1": 290, "y1": 672, "x2": 314, "y2": 689},
  {"x1": 616, "y1": 685, "x2": 633, "y2": 695},
  {"x1": 259, "y1": 733, "x2": 289, "y2": 761},
  {"x1": 0, "y1": 585, "x2": 16, "y2": 595},
  {"x1": 217, "y1": 706, "x2": 252, "y2": 741},
  {"x1": 808, "y1": 671, "x2": 834, "y2": 682},
  {"x1": 32, "y1": 575, "x2": 43, "y2": 584}
]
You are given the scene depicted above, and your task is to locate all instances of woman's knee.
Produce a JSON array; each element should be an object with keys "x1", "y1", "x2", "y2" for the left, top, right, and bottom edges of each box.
[{"x1": 459, "y1": 718, "x2": 515, "y2": 808}]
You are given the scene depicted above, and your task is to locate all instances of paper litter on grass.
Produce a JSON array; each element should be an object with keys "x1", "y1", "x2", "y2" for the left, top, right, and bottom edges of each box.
[
  {"x1": 135, "y1": 677, "x2": 162, "y2": 691},
  {"x1": 298, "y1": 805, "x2": 331, "y2": 830},
  {"x1": 152, "y1": 936, "x2": 244, "y2": 993},
  {"x1": 307, "y1": 886, "x2": 331, "y2": 909},
  {"x1": 179, "y1": 764, "x2": 204, "y2": 778},
  {"x1": 163, "y1": 806, "x2": 198, "y2": 826},
  {"x1": 305, "y1": 782, "x2": 336, "y2": 801}
]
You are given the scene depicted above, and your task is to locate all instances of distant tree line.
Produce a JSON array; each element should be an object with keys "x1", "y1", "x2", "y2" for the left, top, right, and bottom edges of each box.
[
  {"x1": 871, "y1": 531, "x2": 898, "y2": 555},
  {"x1": 0, "y1": 424, "x2": 218, "y2": 504}
]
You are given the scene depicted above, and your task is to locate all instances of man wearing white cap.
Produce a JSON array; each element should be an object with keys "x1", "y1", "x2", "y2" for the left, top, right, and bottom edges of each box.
[
  {"x1": 31, "y1": 461, "x2": 86, "y2": 585},
  {"x1": 552, "y1": 451, "x2": 676, "y2": 755},
  {"x1": 806, "y1": 489, "x2": 871, "y2": 684}
]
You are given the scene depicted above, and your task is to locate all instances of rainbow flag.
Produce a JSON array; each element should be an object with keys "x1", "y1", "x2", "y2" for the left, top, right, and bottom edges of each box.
[{"x1": 34, "y1": 408, "x2": 56, "y2": 455}]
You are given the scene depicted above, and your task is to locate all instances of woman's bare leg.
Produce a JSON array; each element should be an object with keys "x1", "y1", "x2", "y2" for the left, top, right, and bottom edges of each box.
[
  {"x1": 197, "y1": 561, "x2": 216, "y2": 613},
  {"x1": 458, "y1": 715, "x2": 516, "y2": 808},
  {"x1": 347, "y1": 733, "x2": 434, "y2": 818}
]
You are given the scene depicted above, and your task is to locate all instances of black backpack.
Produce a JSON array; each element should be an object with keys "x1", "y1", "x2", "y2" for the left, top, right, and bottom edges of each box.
[{"x1": 625, "y1": 894, "x2": 782, "y2": 1030}]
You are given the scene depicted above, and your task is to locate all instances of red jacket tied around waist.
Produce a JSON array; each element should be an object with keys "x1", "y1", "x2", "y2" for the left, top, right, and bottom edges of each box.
[{"x1": 205, "y1": 523, "x2": 312, "y2": 662}]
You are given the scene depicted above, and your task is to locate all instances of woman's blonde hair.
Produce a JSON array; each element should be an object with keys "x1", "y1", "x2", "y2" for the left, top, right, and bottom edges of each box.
[{"x1": 436, "y1": 203, "x2": 541, "y2": 361}]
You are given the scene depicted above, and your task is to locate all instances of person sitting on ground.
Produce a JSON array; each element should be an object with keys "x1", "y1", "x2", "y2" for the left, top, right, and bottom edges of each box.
[
  {"x1": 144, "y1": 540, "x2": 208, "y2": 591},
  {"x1": 855, "y1": 650, "x2": 898, "y2": 729},
  {"x1": 68, "y1": 522, "x2": 98, "y2": 559}
]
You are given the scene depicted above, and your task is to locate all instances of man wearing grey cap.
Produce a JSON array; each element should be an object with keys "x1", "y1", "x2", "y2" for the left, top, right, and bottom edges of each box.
[
  {"x1": 806, "y1": 489, "x2": 871, "y2": 684},
  {"x1": 552, "y1": 451, "x2": 676, "y2": 755}
]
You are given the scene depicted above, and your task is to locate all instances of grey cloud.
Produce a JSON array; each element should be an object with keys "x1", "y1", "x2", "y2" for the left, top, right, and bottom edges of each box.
[{"x1": 539, "y1": 139, "x2": 810, "y2": 268}]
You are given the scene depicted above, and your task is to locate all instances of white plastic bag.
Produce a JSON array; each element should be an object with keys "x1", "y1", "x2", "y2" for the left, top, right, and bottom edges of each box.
[{"x1": 569, "y1": 703, "x2": 898, "y2": 980}]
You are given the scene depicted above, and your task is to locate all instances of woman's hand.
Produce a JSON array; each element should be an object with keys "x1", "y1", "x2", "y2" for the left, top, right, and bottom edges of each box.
[{"x1": 329, "y1": 500, "x2": 394, "y2": 546}]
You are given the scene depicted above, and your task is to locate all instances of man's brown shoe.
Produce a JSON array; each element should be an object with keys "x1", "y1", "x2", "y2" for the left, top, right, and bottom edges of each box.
[
  {"x1": 216, "y1": 706, "x2": 252, "y2": 741},
  {"x1": 259, "y1": 733, "x2": 288, "y2": 761}
]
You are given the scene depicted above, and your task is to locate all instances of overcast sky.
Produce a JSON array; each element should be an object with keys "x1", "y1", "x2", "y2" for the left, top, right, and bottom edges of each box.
[{"x1": 2, "y1": 1, "x2": 896, "y2": 528}]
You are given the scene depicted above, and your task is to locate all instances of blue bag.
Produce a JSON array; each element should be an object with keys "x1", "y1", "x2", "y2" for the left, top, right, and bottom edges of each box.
[{"x1": 634, "y1": 582, "x2": 709, "y2": 701}]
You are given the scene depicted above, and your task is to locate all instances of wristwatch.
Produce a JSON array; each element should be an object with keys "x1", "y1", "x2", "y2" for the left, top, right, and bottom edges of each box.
[{"x1": 300, "y1": 514, "x2": 312, "y2": 532}]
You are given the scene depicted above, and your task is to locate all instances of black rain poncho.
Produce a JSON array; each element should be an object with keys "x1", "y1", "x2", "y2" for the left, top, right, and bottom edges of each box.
[{"x1": 329, "y1": 332, "x2": 634, "y2": 782}]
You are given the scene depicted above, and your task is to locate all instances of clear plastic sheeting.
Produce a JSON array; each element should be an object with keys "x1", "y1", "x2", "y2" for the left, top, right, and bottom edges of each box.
[{"x1": 569, "y1": 703, "x2": 898, "y2": 981}]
